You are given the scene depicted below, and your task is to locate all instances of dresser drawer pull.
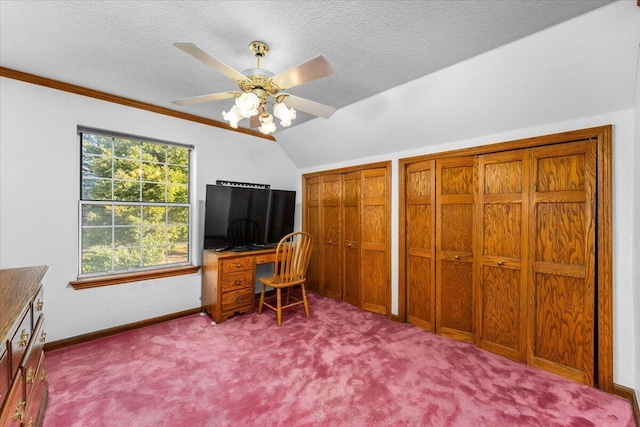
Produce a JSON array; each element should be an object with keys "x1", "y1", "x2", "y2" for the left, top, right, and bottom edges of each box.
[
  {"x1": 13, "y1": 399, "x2": 25, "y2": 421},
  {"x1": 41, "y1": 370, "x2": 47, "y2": 383},
  {"x1": 234, "y1": 279, "x2": 242, "y2": 285},
  {"x1": 26, "y1": 367, "x2": 36, "y2": 384},
  {"x1": 36, "y1": 299, "x2": 43, "y2": 311},
  {"x1": 19, "y1": 329, "x2": 29, "y2": 347},
  {"x1": 27, "y1": 419, "x2": 36, "y2": 427},
  {"x1": 40, "y1": 330, "x2": 47, "y2": 343},
  {"x1": 236, "y1": 263, "x2": 242, "y2": 268},
  {"x1": 235, "y1": 297, "x2": 242, "y2": 303}
]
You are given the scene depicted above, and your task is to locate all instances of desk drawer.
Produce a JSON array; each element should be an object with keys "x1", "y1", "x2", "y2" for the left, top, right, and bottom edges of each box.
[
  {"x1": 221, "y1": 271, "x2": 252, "y2": 292},
  {"x1": 222, "y1": 257, "x2": 253, "y2": 273},
  {"x1": 255, "y1": 253, "x2": 276, "y2": 265},
  {"x1": 221, "y1": 288, "x2": 254, "y2": 312}
]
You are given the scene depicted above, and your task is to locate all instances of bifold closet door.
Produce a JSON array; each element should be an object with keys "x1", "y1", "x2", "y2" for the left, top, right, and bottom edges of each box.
[
  {"x1": 342, "y1": 171, "x2": 361, "y2": 307},
  {"x1": 305, "y1": 177, "x2": 321, "y2": 293},
  {"x1": 528, "y1": 140, "x2": 596, "y2": 385},
  {"x1": 435, "y1": 157, "x2": 475, "y2": 343},
  {"x1": 321, "y1": 174, "x2": 343, "y2": 300},
  {"x1": 475, "y1": 150, "x2": 529, "y2": 362},
  {"x1": 404, "y1": 160, "x2": 436, "y2": 331},
  {"x1": 360, "y1": 168, "x2": 389, "y2": 315}
]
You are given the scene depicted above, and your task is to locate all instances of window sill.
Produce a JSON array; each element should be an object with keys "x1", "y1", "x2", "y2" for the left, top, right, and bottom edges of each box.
[{"x1": 69, "y1": 265, "x2": 201, "y2": 290}]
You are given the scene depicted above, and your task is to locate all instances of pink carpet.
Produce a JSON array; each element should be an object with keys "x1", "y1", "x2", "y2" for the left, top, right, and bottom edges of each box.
[{"x1": 44, "y1": 292, "x2": 634, "y2": 426}]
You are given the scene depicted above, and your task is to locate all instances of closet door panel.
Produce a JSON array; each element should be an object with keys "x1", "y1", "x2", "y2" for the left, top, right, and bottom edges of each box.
[
  {"x1": 304, "y1": 177, "x2": 321, "y2": 293},
  {"x1": 321, "y1": 175, "x2": 342, "y2": 300},
  {"x1": 342, "y1": 171, "x2": 361, "y2": 307},
  {"x1": 436, "y1": 157, "x2": 475, "y2": 343},
  {"x1": 405, "y1": 161, "x2": 436, "y2": 330},
  {"x1": 528, "y1": 140, "x2": 596, "y2": 385},
  {"x1": 360, "y1": 168, "x2": 389, "y2": 315},
  {"x1": 475, "y1": 151, "x2": 529, "y2": 362}
]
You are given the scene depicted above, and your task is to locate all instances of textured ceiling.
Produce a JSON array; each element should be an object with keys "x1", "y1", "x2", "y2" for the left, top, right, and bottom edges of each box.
[{"x1": 0, "y1": 0, "x2": 614, "y2": 134}]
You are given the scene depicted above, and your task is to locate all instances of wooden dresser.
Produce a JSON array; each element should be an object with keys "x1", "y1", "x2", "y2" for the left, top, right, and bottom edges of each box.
[
  {"x1": 202, "y1": 249, "x2": 276, "y2": 323},
  {"x1": 0, "y1": 266, "x2": 48, "y2": 427}
]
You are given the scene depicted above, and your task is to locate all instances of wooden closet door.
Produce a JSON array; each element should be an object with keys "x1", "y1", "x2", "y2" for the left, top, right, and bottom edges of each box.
[
  {"x1": 342, "y1": 171, "x2": 361, "y2": 307},
  {"x1": 360, "y1": 168, "x2": 389, "y2": 315},
  {"x1": 528, "y1": 140, "x2": 596, "y2": 385},
  {"x1": 321, "y1": 174, "x2": 343, "y2": 300},
  {"x1": 405, "y1": 160, "x2": 436, "y2": 331},
  {"x1": 475, "y1": 150, "x2": 529, "y2": 362},
  {"x1": 304, "y1": 177, "x2": 321, "y2": 293},
  {"x1": 436, "y1": 157, "x2": 475, "y2": 343}
]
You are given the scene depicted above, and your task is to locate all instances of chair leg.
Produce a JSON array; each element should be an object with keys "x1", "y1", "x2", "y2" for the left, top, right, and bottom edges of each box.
[
  {"x1": 301, "y1": 283, "x2": 310, "y2": 318},
  {"x1": 285, "y1": 286, "x2": 292, "y2": 305},
  {"x1": 258, "y1": 283, "x2": 266, "y2": 314},
  {"x1": 276, "y1": 288, "x2": 282, "y2": 327}
]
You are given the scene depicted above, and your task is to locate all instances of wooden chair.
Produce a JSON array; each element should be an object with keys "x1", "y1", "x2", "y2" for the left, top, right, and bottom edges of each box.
[{"x1": 258, "y1": 231, "x2": 313, "y2": 326}]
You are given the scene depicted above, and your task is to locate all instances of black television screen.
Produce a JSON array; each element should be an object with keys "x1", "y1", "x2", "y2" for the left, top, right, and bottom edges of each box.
[{"x1": 203, "y1": 185, "x2": 295, "y2": 250}]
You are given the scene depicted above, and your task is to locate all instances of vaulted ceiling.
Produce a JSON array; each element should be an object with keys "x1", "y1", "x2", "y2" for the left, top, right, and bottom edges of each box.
[{"x1": 0, "y1": 0, "x2": 615, "y2": 135}]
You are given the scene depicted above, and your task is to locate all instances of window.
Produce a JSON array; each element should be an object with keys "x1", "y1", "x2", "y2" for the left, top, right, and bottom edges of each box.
[{"x1": 79, "y1": 128, "x2": 192, "y2": 277}]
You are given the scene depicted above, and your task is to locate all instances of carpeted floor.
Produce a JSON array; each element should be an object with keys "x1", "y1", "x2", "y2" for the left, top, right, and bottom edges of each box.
[{"x1": 43, "y1": 291, "x2": 634, "y2": 426}]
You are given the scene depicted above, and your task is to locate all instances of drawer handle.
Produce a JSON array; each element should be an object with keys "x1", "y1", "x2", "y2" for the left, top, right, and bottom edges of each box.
[
  {"x1": 27, "y1": 419, "x2": 36, "y2": 427},
  {"x1": 236, "y1": 263, "x2": 241, "y2": 268},
  {"x1": 19, "y1": 330, "x2": 29, "y2": 347},
  {"x1": 26, "y1": 367, "x2": 36, "y2": 384},
  {"x1": 40, "y1": 330, "x2": 47, "y2": 343},
  {"x1": 497, "y1": 260, "x2": 504, "y2": 266},
  {"x1": 36, "y1": 299, "x2": 43, "y2": 311},
  {"x1": 235, "y1": 297, "x2": 242, "y2": 303},
  {"x1": 41, "y1": 370, "x2": 47, "y2": 383},
  {"x1": 234, "y1": 279, "x2": 242, "y2": 285},
  {"x1": 454, "y1": 255, "x2": 460, "y2": 260},
  {"x1": 260, "y1": 258, "x2": 264, "y2": 263},
  {"x1": 13, "y1": 399, "x2": 25, "y2": 421}
]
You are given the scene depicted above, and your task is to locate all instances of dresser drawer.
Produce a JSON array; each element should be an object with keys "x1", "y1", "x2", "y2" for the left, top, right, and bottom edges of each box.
[
  {"x1": 221, "y1": 271, "x2": 253, "y2": 292},
  {"x1": 24, "y1": 317, "x2": 45, "y2": 401},
  {"x1": 0, "y1": 349, "x2": 8, "y2": 407},
  {"x1": 9, "y1": 310, "x2": 31, "y2": 379},
  {"x1": 31, "y1": 286, "x2": 44, "y2": 331},
  {"x1": 221, "y1": 257, "x2": 253, "y2": 273},
  {"x1": 23, "y1": 352, "x2": 46, "y2": 427},
  {"x1": 0, "y1": 370, "x2": 24, "y2": 426},
  {"x1": 221, "y1": 288, "x2": 254, "y2": 312}
]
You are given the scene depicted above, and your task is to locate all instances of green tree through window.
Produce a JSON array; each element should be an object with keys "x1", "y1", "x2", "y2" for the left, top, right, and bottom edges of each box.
[{"x1": 79, "y1": 130, "x2": 191, "y2": 275}]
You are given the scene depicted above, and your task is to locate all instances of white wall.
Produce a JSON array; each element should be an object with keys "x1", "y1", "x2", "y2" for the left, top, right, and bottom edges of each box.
[
  {"x1": 633, "y1": 40, "x2": 640, "y2": 395},
  {"x1": 277, "y1": 0, "x2": 640, "y2": 393},
  {"x1": 0, "y1": 77, "x2": 300, "y2": 342}
]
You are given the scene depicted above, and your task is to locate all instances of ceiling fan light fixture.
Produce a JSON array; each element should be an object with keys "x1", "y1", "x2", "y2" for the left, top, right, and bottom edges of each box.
[
  {"x1": 222, "y1": 105, "x2": 244, "y2": 128},
  {"x1": 274, "y1": 102, "x2": 297, "y2": 127},
  {"x1": 235, "y1": 92, "x2": 260, "y2": 118},
  {"x1": 258, "y1": 113, "x2": 277, "y2": 135}
]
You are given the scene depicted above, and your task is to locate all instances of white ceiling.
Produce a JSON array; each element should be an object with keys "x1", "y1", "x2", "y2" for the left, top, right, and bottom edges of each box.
[{"x1": 0, "y1": 0, "x2": 615, "y2": 135}]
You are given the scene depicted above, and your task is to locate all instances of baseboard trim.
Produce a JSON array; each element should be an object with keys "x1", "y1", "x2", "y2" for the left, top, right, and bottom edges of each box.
[
  {"x1": 44, "y1": 307, "x2": 202, "y2": 352},
  {"x1": 614, "y1": 383, "x2": 640, "y2": 427}
]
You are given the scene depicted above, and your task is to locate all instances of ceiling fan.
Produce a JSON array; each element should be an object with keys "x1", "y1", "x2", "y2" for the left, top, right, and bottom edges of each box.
[{"x1": 171, "y1": 41, "x2": 336, "y2": 134}]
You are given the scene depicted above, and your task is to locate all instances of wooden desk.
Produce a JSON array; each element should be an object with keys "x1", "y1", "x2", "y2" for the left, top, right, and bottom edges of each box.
[{"x1": 201, "y1": 248, "x2": 276, "y2": 323}]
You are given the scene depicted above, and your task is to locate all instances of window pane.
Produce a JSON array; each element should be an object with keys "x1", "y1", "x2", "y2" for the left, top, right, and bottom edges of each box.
[
  {"x1": 167, "y1": 165, "x2": 188, "y2": 185},
  {"x1": 167, "y1": 206, "x2": 188, "y2": 224},
  {"x1": 82, "y1": 155, "x2": 112, "y2": 179},
  {"x1": 168, "y1": 225, "x2": 188, "y2": 244},
  {"x1": 113, "y1": 180, "x2": 141, "y2": 201},
  {"x1": 113, "y1": 158, "x2": 141, "y2": 181},
  {"x1": 83, "y1": 205, "x2": 113, "y2": 226},
  {"x1": 113, "y1": 247, "x2": 142, "y2": 270},
  {"x1": 82, "y1": 251, "x2": 112, "y2": 274},
  {"x1": 114, "y1": 205, "x2": 141, "y2": 225},
  {"x1": 114, "y1": 138, "x2": 140, "y2": 159},
  {"x1": 83, "y1": 134, "x2": 113, "y2": 156},
  {"x1": 142, "y1": 182, "x2": 166, "y2": 202},
  {"x1": 82, "y1": 227, "x2": 112, "y2": 250},
  {"x1": 143, "y1": 206, "x2": 166, "y2": 224},
  {"x1": 82, "y1": 178, "x2": 113, "y2": 200},
  {"x1": 143, "y1": 225, "x2": 166, "y2": 245},
  {"x1": 167, "y1": 146, "x2": 189, "y2": 166},
  {"x1": 143, "y1": 162, "x2": 166, "y2": 183},
  {"x1": 114, "y1": 226, "x2": 141, "y2": 247},
  {"x1": 143, "y1": 246, "x2": 166, "y2": 266},
  {"x1": 167, "y1": 184, "x2": 188, "y2": 203},
  {"x1": 168, "y1": 243, "x2": 188, "y2": 263},
  {"x1": 142, "y1": 142, "x2": 167, "y2": 163}
]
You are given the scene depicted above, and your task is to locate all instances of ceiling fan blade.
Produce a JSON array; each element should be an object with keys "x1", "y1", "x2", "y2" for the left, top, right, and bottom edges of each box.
[
  {"x1": 170, "y1": 91, "x2": 238, "y2": 106},
  {"x1": 271, "y1": 56, "x2": 335, "y2": 90},
  {"x1": 280, "y1": 94, "x2": 336, "y2": 119},
  {"x1": 173, "y1": 43, "x2": 250, "y2": 83}
]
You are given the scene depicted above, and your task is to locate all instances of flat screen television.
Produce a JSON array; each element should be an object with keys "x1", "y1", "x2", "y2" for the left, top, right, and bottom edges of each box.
[{"x1": 203, "y1": 184, "x2": 296, "y2": 251}]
